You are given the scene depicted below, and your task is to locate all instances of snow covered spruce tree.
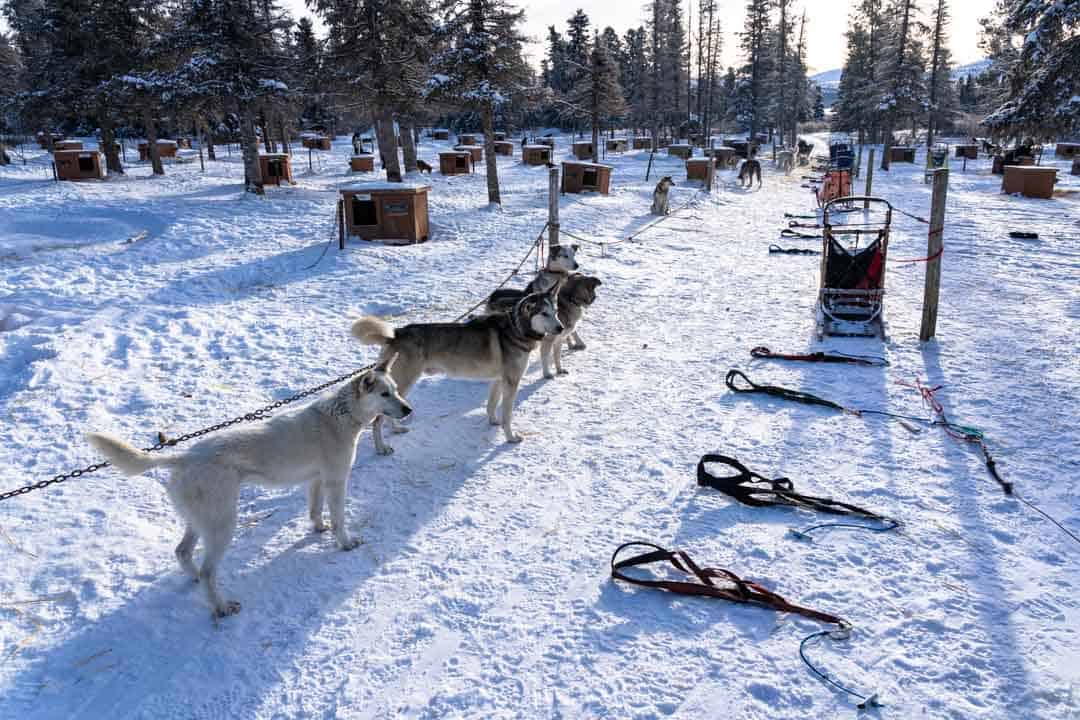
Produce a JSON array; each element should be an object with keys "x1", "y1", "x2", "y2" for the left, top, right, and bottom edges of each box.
[
  {"x1": 311, "y1": 0, "x2": 433, "y2": 181},
  {"x1": 567, "y1": 32, "x2": 627, "y2": 162},
  {"x1": 833, "y1": 0, "x2": 886, "y2": 144},
  {"x1": 924, "y1": 0, "x2": 955, "y2": 147},
  {"x1": 430, "y1": 0, "x2": 531, "y2": 204},
  {"x1": 621, "y1": 27, "x2": 650, "y2": 134},
  {"x1": 982, "y1": 0, "x2": 1079, "y2": 139},
  {"x1": 878, "y1": 0, "x2": 927, "y2": 169},
  {"x1": 736, "y1": 0, "x2": 773, "y2": 140}
]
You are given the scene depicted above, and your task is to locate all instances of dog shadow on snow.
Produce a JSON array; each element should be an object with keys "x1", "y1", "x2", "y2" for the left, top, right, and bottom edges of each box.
[{"x1": 5, "y1": 370, "x2": 559, "y2": 717}]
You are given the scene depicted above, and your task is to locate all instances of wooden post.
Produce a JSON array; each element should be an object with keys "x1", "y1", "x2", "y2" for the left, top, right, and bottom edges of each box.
[
  {"x1": 645, "y1": 150, "x2": 655, "y2": 182},
  {"x1": 308, "y1": 147, "x2": 313, "y2": 173},
  {"x1": 920, "y1": 168, "x2": 948, "y2": 342},
  {"x1": 337, "y1": 198, "x2": 345, "y2": 250},
  {"x1": 706, "y1": 155, "x2": 715, "y2": 192},
  {"x1": 548, "y1": 166, "x2": 559, "y2": 247},
  {"x1": 863, "y1": 148, "x2": 875, "y2": 209},
  {"x1": 854, "y1": 143, "x2": 862, "y2": 179}
]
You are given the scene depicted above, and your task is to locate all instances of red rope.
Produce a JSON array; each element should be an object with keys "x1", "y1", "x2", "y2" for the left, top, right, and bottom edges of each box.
[{"x1": 893, "y1": 246, "x2": 944, "y2": 264}]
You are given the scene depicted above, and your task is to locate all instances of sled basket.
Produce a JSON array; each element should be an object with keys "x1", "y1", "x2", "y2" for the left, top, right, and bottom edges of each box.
[{"x1": 816, "y1": 197, "x2": 892, "y2": 338}]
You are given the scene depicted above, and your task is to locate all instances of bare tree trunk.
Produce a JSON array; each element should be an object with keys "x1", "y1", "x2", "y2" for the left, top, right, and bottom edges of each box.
[
  {"x1": 279, "y1": 117, "x2": 290, "y2": 155},
  {"x1": 100, "y1": 115, "x2": 123, "y2": 175},
  {"x1": 481, "y1": 103, "x2": 500, "y2": 204},
  {"x1": 260, "y1": 116, "x2": 274, "y2": 153},
  {"x1": 144, "y1": 108, "x2": 164, "y2": 176},
  {"x1": 239, "y1": 102, "x2": 264, "y2": 194},
  {"x1": 202, "y1": 118, "x2": 217, "y2": 161},
  {"x1": 401, "y1": 119, "x2": 418, "y2": 172},
  {"x1": 375, "y1": 108, "x2": 402, "y2": 182}
]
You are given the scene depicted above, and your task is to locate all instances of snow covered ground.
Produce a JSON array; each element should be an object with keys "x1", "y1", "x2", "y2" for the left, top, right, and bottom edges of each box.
[{"x1": 0, "y1": 132, "x2": 1078, "y2": 719}]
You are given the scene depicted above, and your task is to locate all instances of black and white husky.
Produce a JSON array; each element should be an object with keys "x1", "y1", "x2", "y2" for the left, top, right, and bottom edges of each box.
[
  {"x1": 352, "y1": 287, "x2": 564, "y2": 453},
  {"x1": 541, "y1": 274, "x2": 601, "y2": 378},
  {"x1": 485, "y1": 243, "x2": 580, "y2": 315}
]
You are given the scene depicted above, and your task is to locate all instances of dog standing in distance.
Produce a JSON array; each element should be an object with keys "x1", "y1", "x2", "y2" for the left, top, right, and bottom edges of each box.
[
  {"x1": 86, "y1": 360, "x2": 411, "y2": 619},
  {"x1": 541, "y1": 275, "x2": 601, "y2": 378},
  {"x1": 738, "y1": 159, "x2": 762, "y2": 187},
  {"x1": 352, "y1": 287, "x2": 564, "y2": 453},
  {"x1": 416, "y1": 159, "x2": 433, "y2": 174},
  {"x1": 777, "y1": 150, "x2": 795, "y2": 175},
  {"x1": 651, "y1": 176, "x2": 675, "y2": 215}
]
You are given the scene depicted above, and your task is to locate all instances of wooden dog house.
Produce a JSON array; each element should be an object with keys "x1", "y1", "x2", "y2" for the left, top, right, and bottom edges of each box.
[
  {"x1": 523, "y1": 145, "x2": 552, "y2": 166},
  {"x1": 536, "y1": 137, "x2": 555, "y2": 149},
  {"x1": 433, "y1": 128, "x2": 450, "y2": 140},
  {"x1": 350, "y1": 154, "x2": 375, "y2": 172},
  {"x1": 657, "y1": 137, "x2": 672, "y2": 148},
  {"x1": 458, "y1": 133, "x2": 480, "y2": 146},
  {"x1": 606, "y1": 138, "x2": 627, "y2": 153},
  {"x1": 572, "y1": 141, "x2": 593, "y2": 160},
  {"x1": 561, "y1": 161, "x2": 612, "y2": 195},
  {"x1": 890, "y1": 146, "x2": 916, "y2": 163},
  {"x1": 955, "y1": 144, "x2": 978, "y2": 159},
  {"x1": 54, "y1": 140, "x2": 83, "y2": 151},
  {"x1": 54, "y1": 150, "x2": 105, "y2": 181},
  {"x1": 340, "y1": 182, "x2": 431, "y2": 244},
  {"x1": 707, "y1": 146, "x2": 738, "y2": 167},
  {"x1": 1055, "y1": 143, "x2": 1079, "y2": 159},
  {"x1": 632, "y1": 136, "x2": 652, "y2": 150},
  {"x1": 177, "y1": 137, "x2": 193, "y2": 149},
  {"x1": 1072, "y1": 157, "x2": 1080, "y2": 176},
  {"x1": 494, "y1": 141, "x2": 514, "y2": 156},
  {"x1": 139, "y1": 140, "x2": 177, "y2": 160},
  {"x1": 494, "y1": 131, "x2": 507, "y2": 141},
  {"x1": 302, "y1": 135, "x2": 331, "y2": 150},
  {"x1": 1001, "y1": 166, "x2": 1057, "y2": 199},
  {"x1": 668, "y1": 144, "x2": 692, "y2": 159},
  {"x1": 685, "y1": 158, "x2": 713, "y2": 181},
  {"x1": 439, "y1": 150, "x2": 472, "y2": 175},
  {"x1": 455, "y1": 145, "x2": 483, "y2": 163},
  {"x1": 258, "y1": 153, "x2": 294, "y2": 186},
  {"x1": 729, "y1": 140, "x2": 752, "y2": 159}
]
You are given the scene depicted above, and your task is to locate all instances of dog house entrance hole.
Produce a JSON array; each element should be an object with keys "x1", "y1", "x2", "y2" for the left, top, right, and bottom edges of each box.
[
  {"x1": 77, "y1": 155, "x2": 95, "y2": 172},
  {"x1": 583, "y1": 167, "x2": 598, "y2": 188},
  {"x1": 455, "y1": 156, "x2": 468, "y2": 170},
  {"x1": 352, "y1": 196, "x2": 378, "y2": 225},
  {"x1": 267, "y1": 159, "x2": 284, "y2": 178}
]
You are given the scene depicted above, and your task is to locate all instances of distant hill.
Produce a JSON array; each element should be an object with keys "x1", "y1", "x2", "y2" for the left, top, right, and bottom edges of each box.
[{"x1": 811, "y1": 60, "x2": 989, "y2": 108}]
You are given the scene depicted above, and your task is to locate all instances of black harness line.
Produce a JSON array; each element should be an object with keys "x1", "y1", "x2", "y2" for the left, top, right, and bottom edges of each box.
[
  {"x1": 768, "y1": 244, "x2": 820, "y2": 256},
  {"x1": 750, "y1": 346, "x2": 888, "y2": 366},
  {"x1": 696, "y1": 454, "x2": 899, "y2": 539},
  {"x1": 610, "y1": 541, "x2": 880, "y2": 708}
]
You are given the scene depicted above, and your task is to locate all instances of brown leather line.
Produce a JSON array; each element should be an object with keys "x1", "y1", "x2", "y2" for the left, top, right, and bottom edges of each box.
[{"x1": 611, "y1": 542, "x2": 847, "y2": 626}]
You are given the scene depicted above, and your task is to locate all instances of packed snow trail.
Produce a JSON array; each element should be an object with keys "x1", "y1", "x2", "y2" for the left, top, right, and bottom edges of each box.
[{"x1": 0, "y1": 136, "x2": 1078, "y2": 718}]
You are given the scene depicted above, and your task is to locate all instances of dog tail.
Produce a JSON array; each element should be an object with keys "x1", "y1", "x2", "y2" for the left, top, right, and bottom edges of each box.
[
  {"x1": 86, "y1": 432, "x2": 176, "y2": 476},
  {"x1": 351, "y1": 316, "x2": 395, "y2": 346}
]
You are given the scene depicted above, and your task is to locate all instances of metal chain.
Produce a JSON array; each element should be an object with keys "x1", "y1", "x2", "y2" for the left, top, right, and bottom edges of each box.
[{"x1": 0, "y1": 363, "x2": 374, "y2": 503}]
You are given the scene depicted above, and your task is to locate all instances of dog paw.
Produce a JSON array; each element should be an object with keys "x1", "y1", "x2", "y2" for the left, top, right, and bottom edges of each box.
[
  {"x1": 312, "y1": 521, "x2": 329, "y2": 533},
  {"x1": 488, "y1": 416, "x2": 501, "y2": 426},
  {"x1": 339, "y1": 537, "x2": 361, "y2": 551},
  {"x1": 213, "y1": 600, "x2": 242, "y2": 618},
  {"x1": 376, "y1": 445, "x2": 395, "y2": 456},
  {"x1": 506, "y1": 433, "x2": 525, "y2": 444},
  {"x1": 390, "y1": 424, "x2": 411, "y2": 435},
  {"x1": 570, "y1": 343, "x2": 586, "y2": 350},
  {"x1": 543, "y1": 372, "x2": 556, "y2": 379},
  {"x1": 557, "y1": 369, "x2": 569, "y2": 375}
]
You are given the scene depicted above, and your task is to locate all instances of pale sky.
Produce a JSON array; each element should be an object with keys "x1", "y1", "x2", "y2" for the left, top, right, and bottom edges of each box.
[{"x1": 285, "y1": 0, "x2": 993, "y2": 75}]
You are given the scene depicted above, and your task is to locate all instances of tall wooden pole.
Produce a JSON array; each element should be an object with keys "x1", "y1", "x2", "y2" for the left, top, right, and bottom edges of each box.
[
  {"x1": 864, "y1": 148, "x2": 875, "y2": 209},
  {"x1": 920, "y1": 168, "x2": 948, "y2": 342},
  {"x1": 548, "y1": 166, "x2": 560, "y2": 247}
]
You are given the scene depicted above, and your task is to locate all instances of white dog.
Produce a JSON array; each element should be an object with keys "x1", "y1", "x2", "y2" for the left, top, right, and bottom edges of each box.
[{"x1": 86, "y1": 359, "x2": 411, "y2": 619}]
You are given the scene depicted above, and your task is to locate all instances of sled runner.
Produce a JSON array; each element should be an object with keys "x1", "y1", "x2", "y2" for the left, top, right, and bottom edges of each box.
[{"x1": 816, "y1": 197, "x2": 891, "y2": 338}]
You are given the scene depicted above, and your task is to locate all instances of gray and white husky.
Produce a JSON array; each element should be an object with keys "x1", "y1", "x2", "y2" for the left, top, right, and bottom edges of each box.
[
  {"x1": 352, "y1": 287, "x2": 564, "y2": 453},
  {"x1": 485, "y1": 243, "x2": 580, "y2": 315},
  {"x1": 86, "y1": 360, "x2": 411, "y2": 619},
  {"x1": 541, "y1": 274, "x2": 601, "y2": 378},
  {"x1": 651, "y1": 176, "x2": 675, "y2": 215}
]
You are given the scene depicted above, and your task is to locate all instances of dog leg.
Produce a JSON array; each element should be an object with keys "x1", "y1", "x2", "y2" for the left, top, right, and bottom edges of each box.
[
  {"x1": 486, "y1": 381, "x2": 502, "y2": 425},
  {"x1": 541, "y1": 337, "x2": 556, "y2": 379},
  {"x1": 308, "y1": 478, "x2": 328, "y2": 532},
  {"x1": 324, "y1": 476, "x2": 360, "y2": 551},
  {"x1": 554, "y1": 338, "x2": 568, "y2": 375},
  {"x1": 175, "y1": 525, "x2": 199, "y2": 581},
  {"x1": 372, "y1": 415, "x2": 394, "y2": 456},
  {"x1": 568, "y1": 330, "x2": 586, "y2": 351},
  {"x1": 199, "y1": 519, "x2": 240, "y2": 619},
  {"x1": 500, "y1": 378, "x2": 524, "y2": 443}
]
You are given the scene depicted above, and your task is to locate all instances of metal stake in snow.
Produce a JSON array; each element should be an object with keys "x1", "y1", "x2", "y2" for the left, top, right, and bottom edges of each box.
[
  {"x1": 863, "y1": 148, "x2": 875, "y2": 209},
  {"x1": 920, "y1": 168, "x2": 948, "y2": 341}
]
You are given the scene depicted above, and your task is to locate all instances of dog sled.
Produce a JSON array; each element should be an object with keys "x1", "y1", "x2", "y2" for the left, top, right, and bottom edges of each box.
[{"x1": 815, "y1": 197, "x2": 891, "y2": 339}]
